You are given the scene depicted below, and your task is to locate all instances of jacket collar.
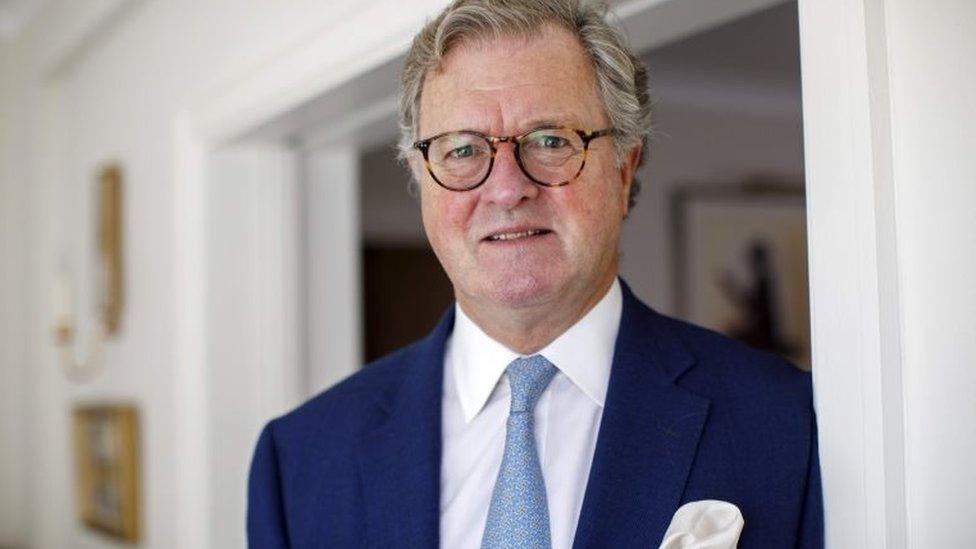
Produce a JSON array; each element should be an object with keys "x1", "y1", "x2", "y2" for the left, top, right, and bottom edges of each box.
[
  {"x1": 572, "y1": 280, "x2": 710, "y2": 548},
  {"x1": 357, "y1": 308, "x2": 453, "y2": 548}
]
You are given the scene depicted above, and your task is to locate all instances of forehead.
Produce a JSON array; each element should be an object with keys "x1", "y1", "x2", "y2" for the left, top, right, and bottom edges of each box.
[{"x1": 417, "y1": 25, "x2": 607, "y2": 137}]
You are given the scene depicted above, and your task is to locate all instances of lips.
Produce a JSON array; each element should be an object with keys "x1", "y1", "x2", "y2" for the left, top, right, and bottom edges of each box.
[{"x1": 485, "y1": 228, "x2": 552, "y2": 241}]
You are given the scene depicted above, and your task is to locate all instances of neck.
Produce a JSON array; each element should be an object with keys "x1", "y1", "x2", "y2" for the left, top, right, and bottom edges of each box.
[{"x1": 457, "y1": 274, "x2": 617, "y2": 355}]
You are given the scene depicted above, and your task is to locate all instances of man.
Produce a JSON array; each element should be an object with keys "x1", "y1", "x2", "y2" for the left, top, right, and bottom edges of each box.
[{"x1": 248, "y1": 0, "x2": 822, "y2": 547}]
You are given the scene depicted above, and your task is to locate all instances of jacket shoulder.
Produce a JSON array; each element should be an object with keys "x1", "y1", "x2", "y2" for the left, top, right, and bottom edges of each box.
[
  {"x1": 657, "y1": 312, "x2": 812, "y2": 404},
  {"x1": 269, "y1": 344, "x2": 416, "y2": 445}
]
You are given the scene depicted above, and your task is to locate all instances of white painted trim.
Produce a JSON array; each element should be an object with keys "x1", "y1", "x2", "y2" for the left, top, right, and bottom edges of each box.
[
  {"x1": 183, "y1": 0, "x2": 452, "y2": 142},
  {"x1": 798, "y1": 0, "x2": 906, "y2": 546},
  {"x1": 258, "y1": 149, "x2": 305, "y2": 416},
  {"x1": 300, "y1": 147, "x2": 362, "y2": 396},
  {"x1": 860, "y1": 2, "x2": 907, "y2": 545},
  {"x1": 173, "y1": 116, "x2": 211, "y2": 549},
  {"x1": 204, "y1": 145, "x2": 304, "y2": 548}
]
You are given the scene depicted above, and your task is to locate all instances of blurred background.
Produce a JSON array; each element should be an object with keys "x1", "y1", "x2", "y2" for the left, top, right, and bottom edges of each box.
[{"x1": 1, "y1": 0, "x2": 974, "y2": 548}]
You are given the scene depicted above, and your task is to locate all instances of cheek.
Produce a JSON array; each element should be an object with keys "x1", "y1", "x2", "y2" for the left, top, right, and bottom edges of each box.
[
  {"x1": 420, "y1": 196, "x2": 448, "y2": 252},
  {"x1": 561, "y1": 171, "x2": 625, "y2": 238},
  {"x1": 421, "y1": 187, "x2": 477, "y2": 251}
]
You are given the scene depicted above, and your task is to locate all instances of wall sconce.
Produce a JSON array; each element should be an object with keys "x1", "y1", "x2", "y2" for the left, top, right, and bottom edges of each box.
[{"x1": 52, "y1": 164, "x2": 124, "y2": 383}]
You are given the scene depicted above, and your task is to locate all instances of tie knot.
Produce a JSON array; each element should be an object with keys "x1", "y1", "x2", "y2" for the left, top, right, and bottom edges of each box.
[{"x1": 506, "y1": 355, "x2": 558, "y2": 413}]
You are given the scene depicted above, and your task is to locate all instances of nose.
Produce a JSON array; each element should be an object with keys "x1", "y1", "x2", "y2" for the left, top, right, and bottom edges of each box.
[{"x1": 479, "y1": 142, "x2": 539, "y2": 209}]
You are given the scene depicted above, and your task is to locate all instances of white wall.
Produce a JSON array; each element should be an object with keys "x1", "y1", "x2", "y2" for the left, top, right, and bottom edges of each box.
[
  {"x1": 884, "y1": 0, "x2": 976, "y2": 545},
  {"x1": 0, "y1": 35, "x2": 29, "y2": 548}
]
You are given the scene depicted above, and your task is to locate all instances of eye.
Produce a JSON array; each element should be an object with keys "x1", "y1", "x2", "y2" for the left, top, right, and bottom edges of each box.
[
  {"x1": 540, "y1": 135, "x2": 569, "y2": 149},
  {"x1": 523, "y1": 130, "x2": 575, "y2": 152},
  {"x1": 431, "y1": 134, "x2": 489, "y2": 164},
  {"x1": 447, "y1": 145, "x2": 475, "y2": 159}
]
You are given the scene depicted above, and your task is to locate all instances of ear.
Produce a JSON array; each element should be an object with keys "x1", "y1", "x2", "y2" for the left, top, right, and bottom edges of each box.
[{"x1": 618, "y1": 145, "x2": 642, "y2": 217}]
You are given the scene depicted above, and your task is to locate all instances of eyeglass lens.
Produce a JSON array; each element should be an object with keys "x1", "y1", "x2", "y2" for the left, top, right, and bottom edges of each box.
[{"x1": 426, "y1": 128, "x2": 586, "y2": 190}]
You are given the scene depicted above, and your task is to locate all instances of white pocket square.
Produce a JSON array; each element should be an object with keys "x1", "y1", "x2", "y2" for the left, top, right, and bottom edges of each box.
[{"x1": 659, "y1": 500, "x2": 744, "y2": 549}]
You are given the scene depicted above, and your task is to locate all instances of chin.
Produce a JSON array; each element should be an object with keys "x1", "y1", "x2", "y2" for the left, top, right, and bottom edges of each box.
[{"x1": 481, "y1": 272, "x2": 562, "y2": 310}]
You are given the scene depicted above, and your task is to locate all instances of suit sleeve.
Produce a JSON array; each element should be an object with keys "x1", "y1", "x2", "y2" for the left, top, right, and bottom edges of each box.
[
  {"x1": 796, "y1": 406, "x2": 824, "y2": 548},
  {"x1": 248, "y1": 421, "x2": 291, "y2": 548}
]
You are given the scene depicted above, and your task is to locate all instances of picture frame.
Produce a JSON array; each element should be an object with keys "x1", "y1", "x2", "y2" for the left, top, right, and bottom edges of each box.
[
  {"x1": 73, "y1": 404, "x2": 140, "y2": 543},
  {"x1": 670, "y1": 176, "x2": 811, "y2": 369},
  {"x1": 97, "y1": 163, "x2": 124, "y2": 336}
]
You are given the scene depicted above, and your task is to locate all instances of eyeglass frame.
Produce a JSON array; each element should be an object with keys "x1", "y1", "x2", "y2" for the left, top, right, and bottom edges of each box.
[{"x1": 412, "y1": 127, "x2": 616, "y2": 191}]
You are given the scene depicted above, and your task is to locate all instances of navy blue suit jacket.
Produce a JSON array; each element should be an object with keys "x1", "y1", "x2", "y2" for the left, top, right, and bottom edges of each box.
[{"x1": 248, "y1": 281, "x2": 823, "y2": 547}]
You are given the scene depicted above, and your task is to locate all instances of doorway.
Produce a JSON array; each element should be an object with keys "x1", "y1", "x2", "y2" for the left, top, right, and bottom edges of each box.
[{"x1": 187, "y1": 0, "x2": 907, "y2": 545}]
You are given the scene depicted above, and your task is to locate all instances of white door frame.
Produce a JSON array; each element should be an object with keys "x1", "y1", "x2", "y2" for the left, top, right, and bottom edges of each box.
[
  {"x1": 172, "y1": 2, "x2": 454, "y2": 546},
  {"x1": 172, "y1": 0, "x2": 901, "y2": 546},
  {"x1": 798, "y1": 0, "x2": 906, "y2": 546}
]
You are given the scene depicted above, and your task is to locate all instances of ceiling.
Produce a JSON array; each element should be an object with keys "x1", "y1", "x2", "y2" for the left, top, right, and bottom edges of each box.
[
  {"x1": 642, "y1": 2, "x2": 802, "y2": 117},
  {"x1": 647, "y1": 2, "x2": 800, "y2": 83}
]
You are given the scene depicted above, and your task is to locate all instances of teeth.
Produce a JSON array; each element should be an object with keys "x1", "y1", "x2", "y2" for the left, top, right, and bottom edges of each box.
[{"x1": 490, "y1": 229, "x2": 544, "y2": 241}]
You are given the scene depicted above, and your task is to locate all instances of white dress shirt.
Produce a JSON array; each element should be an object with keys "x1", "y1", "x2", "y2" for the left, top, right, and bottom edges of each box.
[{"x1": 440, "y1": 279, "x2": 623, "y2": 549}]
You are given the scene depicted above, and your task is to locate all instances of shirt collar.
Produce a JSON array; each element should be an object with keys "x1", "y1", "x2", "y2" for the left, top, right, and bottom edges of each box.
[{"x1": 449, "y1": 279, "x2": 623, "y2": 423}]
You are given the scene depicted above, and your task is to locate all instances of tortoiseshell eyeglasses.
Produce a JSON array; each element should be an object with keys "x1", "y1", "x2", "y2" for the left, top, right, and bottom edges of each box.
[{"x1": 412, "y1": 127, "x2": 616, "y2": 191}]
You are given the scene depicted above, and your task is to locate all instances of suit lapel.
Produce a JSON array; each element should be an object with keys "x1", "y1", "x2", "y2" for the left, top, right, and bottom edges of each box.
[
  {"x1": 573, "y1": 283, "x2": 710, "y2": 548},
  {"x1": 357, "y1": 309, "x2": 453, "y2": 549}
]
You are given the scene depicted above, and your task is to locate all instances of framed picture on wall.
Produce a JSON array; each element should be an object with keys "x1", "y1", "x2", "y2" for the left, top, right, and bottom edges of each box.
[
  {"x1": 73, "y1": 404, "x2": 140, "y2": 543},
  {"x1": 670, "y1": 176, "x2": 811, "y2": 369}
]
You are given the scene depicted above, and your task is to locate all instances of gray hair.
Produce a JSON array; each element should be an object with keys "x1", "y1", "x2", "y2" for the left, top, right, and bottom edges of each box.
[{"x1": 397, "y1": 0, "x2": 652, "y2": 208}]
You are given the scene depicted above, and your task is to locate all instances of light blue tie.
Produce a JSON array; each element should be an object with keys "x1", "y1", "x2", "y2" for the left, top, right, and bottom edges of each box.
[{"x1": 481, "y1": 355, "x2": 558, "y2": 549}]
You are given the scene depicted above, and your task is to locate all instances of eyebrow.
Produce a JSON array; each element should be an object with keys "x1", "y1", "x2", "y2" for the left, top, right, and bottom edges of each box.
[
  {"x1": 446, "y1": 117, "x2": 581, "y2": 137},
  {"x1": 421, "y1": 115, "x2": 585, "y2": 140},
  {"x1": 520, "y1": 117, "x2": 580, "y2": 131}
]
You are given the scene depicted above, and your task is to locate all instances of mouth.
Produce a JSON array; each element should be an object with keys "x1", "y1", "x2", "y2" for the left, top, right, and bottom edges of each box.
[{"x1": 483, "y1": 228, "x2": 553, "y2": 242}]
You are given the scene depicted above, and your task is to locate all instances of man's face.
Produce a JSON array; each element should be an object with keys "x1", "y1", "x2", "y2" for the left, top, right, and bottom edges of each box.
[{"x1": 415, "y1": 25, "x2": 637, "y2": 318}]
